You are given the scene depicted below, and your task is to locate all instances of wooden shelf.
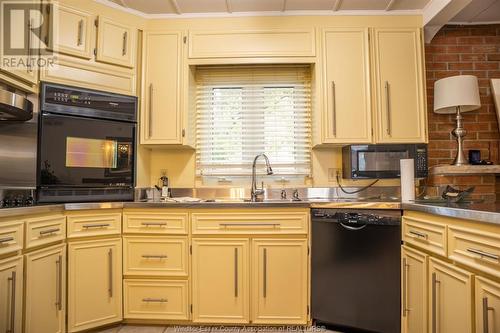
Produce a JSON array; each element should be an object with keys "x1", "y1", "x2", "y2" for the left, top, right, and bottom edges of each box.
[{"x1": 429, "y1": 165, "x2": 500, "y2": 176}]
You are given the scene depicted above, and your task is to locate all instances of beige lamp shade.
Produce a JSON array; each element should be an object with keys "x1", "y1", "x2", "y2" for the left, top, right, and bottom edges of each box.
[{"x1": 433, "y1": 75, "x2": 481, "y2": 114}]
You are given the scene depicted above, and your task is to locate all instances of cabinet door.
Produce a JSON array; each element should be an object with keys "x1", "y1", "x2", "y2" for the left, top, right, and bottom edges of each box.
[
  {"x1": 25, "y1": 244, "x2": 66, "y2": 333},
  {"x1": 192, "y1": 238, "x2": 249, "y2": 323},
  {"x1": 0, "y1": 256, "x2": 23, "y2": 333},
  {"x1": 68, "y1": 238, "x2": 122, "y2": 332},
  {"x1": 402, "y1": 246, "x2": 427, "y2": 333},
  {"x1": 55, "y1": 5, "x2": 93, "y2": 59},
  {"x1": 141, "y1": 31, "x2": 183, "y2": 144},
  {"x1": 96, "y1": 16, "x2": 136, "y2": 68},
  {"x1": 251, "y1": 239, "x2": 308, "y2": 324},
  {"x1": 428, "y1": 258, "x2": 473, "y2": 333},
  {"x1": 322, "y1": 28, "x2": 372, "y2": 144},
  {"x1": 475, "y1": 276, "x2": 500, "y2": 333},
  {"x1": 372, "y1": 28, "x2": 427, "y2": 143}
]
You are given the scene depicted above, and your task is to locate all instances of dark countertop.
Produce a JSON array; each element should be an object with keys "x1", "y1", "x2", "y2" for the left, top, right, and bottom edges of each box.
[{"x1": 402, "y1": 201, "x2": 500, "y2": 225}]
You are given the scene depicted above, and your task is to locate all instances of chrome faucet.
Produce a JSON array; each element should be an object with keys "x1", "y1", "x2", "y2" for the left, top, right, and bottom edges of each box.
[{"x1": 251, "y1": 153, "x2": 273, "y2": 202}]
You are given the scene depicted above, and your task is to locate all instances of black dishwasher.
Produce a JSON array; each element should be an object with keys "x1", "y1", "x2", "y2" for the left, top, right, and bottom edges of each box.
[{"x1": 311, "y1": 208, "x2": 401, "y2": 333}]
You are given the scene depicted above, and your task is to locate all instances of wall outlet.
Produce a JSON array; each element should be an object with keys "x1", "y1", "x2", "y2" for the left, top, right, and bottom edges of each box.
[{"x1": 328, "y1": 168, "x2": 341, "y2": 182}]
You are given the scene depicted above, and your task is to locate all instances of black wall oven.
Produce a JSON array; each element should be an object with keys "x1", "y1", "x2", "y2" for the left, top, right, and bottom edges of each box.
[{"x1": 37, "y1": 83, "x2": 137, "y2": 203}]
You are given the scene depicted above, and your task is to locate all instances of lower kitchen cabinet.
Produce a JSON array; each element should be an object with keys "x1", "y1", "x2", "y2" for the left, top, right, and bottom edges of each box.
[
  {"x1": 192, "y1": 238, "x2": 250, "y2": 324},
  {"x1": 124, "y1": 279, "x2": 189, "y2": 320},
  {"x1": 68, "y1": 237, "x2": 122, "y2": 332},
  {"x1": 401, "y1": 246, "x2": 427, "y2": 333},
  {"x1": 0, "y1": 255, "x2": 23, "y2": 333},
  {"x1": 428, "y1": 257, "x2": 473, "y2": 333},
  {"x1": 251, "y1": 239, "x2": 308, "y2": 324},
  {"x1": 24, "y1": 244, "x2": 66, "y2": 333},
  {"x1": 475, "y1": 276, "x2": 500, "y2": 333}
]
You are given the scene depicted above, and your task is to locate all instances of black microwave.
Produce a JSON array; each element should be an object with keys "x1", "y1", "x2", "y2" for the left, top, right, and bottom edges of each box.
[{"x1": 342, "y1": 144, "x2": 428, "y2": 179}]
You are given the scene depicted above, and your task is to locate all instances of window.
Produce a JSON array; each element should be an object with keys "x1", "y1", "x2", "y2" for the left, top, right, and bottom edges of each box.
[{"x1": 196, "y1": 65, "x2": 311, "y2": 184}]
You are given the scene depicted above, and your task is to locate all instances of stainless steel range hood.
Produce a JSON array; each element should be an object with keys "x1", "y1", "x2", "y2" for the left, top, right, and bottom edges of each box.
[{"x1": 0, "y1": 89, "x2": 33, "y2": 121}]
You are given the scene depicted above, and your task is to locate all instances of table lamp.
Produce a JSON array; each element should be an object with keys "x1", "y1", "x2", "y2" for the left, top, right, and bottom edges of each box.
[{"x1": 433, "y1": 75, "x2": 481, "y2": 166}]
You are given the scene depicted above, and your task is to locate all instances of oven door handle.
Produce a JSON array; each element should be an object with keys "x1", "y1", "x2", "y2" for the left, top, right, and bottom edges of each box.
[{"x1": 340, "y1": 222, "x2": 367, "y2": 231}]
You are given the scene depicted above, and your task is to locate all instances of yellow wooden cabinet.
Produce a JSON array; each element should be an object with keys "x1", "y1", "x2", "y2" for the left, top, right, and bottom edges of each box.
[
  {"x1": 96, "y1": 16, "x2": 137, "y2": 68},
  {"x1": 428, "y1": 257, "x2": 473, "y2": 333},
  {"x1": 475, "y1": 276, "x2": 500, "y2": 333},
  {"x1": 401, "y1": 246, "x2": 428, "y2": 333},
  {"x1": 192, "y1": 238, "x2": 250, "y2": 323},
  {"x1": 141, "y1": 31, "x2": 184, "y2": 144},
  {"x1": 0, "y1": 255, "x2": 23, "y2": 333},
  {"x1": 321, "y1": 28, "x2": 372, "y2": 144},
  {"x1": 251, "y1": 239, "x2": 308, "y2": 324},
  {"x1": 68, "y1": 237, "x2": 122, "y2": 332},
  {"x1": 55, "y1": 4, "x2": 94, "y2": 59},
  {"x1": 24, "y1": 244, "x2": 66, "y2": 333},
  {"x1": 372, "y1": 28, "x2": 427, "y2": 143}
]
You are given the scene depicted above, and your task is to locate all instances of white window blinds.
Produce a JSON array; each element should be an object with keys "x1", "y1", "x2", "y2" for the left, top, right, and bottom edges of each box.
[{"x1": 195, "y1": 65, "x2": 312, "y2": 182}]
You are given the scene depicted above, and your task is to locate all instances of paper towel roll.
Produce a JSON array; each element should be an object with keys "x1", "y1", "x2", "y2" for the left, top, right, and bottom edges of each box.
[{"x1": 400, "y1": 159, "x2": 415, "y2": 202}]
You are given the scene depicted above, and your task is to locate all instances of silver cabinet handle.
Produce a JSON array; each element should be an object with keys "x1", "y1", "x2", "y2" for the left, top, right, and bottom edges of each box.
[
  {"x1": 263, "y1": 248, "x2": 267, "y2": 298},
  {"x1": 108, "y1": 249, "x2": 113, "y2": 298},
  {"x1": 27, "y1": 19, "x2": 33, "y2": 73},
  {"x1": 234, "y1": 248, "x2": 238, "y2": 298},
  {"x1": 141, "y1": 254, "x2": 168, "y2": 259},
  {"x1": 340, "y1": 223, "x2": 367, "y2": 231},
  {"x1": 77, "y1": 19, "x2": 84, "y2": 46},
  {"x1": 384, "y1": 81, "x2": 391, "y2": 136},
  {"x1": 55, "y1": 255, "x2": 62, "y2": 311},
  {"x1": 82, "y1": 223, "x2": 110, "y2": 229},
  {"x1": 122, "y1": 31, "x2": 127, "y2": 56},
  {"x1": 142, "y1": 298, "x2": 168, "y2": 303},
  {"x1": 0, "y1": 236, "x2": 14, "y2": 244},
  {"x1": 149, "y1": 83, "x2": 154, "y2": 138},
  {"x1": 331, "y1": 81, "x2": 337, "y2": 137},
  {"x1": 432, "y1": 272, "x2": 440, "y2": 333},
  {"x1": 141, "y1": 222, "x2": 167, "y2": 227},
  {"x1": 409, "y1": 230, "x2": 428, "y2": 239},
  {"x1": 39, "y1": 228, "x2": 60, "y2": 236},
  {"x1": 220, "y1": 223, "x2": 281, "y2": 227},
  {"x1": 483, "y1": 297, "x2": 494, "y2": 333},
  {"x1": 7, "y1": 271, "x2": 16, "y2": 333},
  {"x1": 402, "y1": 258, "x2": 409, "y2": 317},
  {"x1": 466, "y1": 248, "x2": 499, "y2": 262}
]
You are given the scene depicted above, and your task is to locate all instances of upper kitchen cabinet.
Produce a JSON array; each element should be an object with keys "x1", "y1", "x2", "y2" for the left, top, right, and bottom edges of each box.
[
  {"x1": 96, "y1": 16, "x2": 137, "y2": 68},
  {"x1": 141, "y1": 31, "x2": 184, "y2": 144},
  {"x1": 188, "y1": 29, "x2": 315, "y2": 59},
  {"x1": 55, "y1": 5, "x2": 94, "y2": 59},
  {"x1": 321, "y1": 28, "x2": 372, "y2": 144},
  {"x1": 372, "y1": 28, "x2": 427, "y2": 143}
]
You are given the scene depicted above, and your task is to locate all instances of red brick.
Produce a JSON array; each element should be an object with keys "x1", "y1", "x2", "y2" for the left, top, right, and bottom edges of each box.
[
  {"x1": 485, "y1": 36, "x2": 500, "y2": 44},
  {"x1": 460, "y1": 54, "x2": 486, "y2": 61},
  {"x1": 447, "y1": 45, "x2": 472, "y2": 53},
  {"x1": 470, "y1": 27, "x2": 498, "y2": 36},
  {"x1": 457, "y1": 36, "x2": 484, "y2": 44},
  {"x1": 475, "y1": 62, "x2": 499, "y2": 70},
  {"x1": 426, "y1": 62, "x2": 447, "y2": 70},
  {"x1": 487, "y1": 54, "x2": 500, "y2": 61},
  {"x1": 445, "y1": 29, "x2": 471, "y2": 37},
  {"x1": 448, "y1": 62, "x2": 473, "y2": 70},
  {"x1": 478, "y1": 131, "x2": 500, "y2": 140},
  {"x1": 472, "y1": 45, "x2": 497, "y2": 53},
  {"x1": 434, "y1": 54, "x2": 459, "y2": 62}
]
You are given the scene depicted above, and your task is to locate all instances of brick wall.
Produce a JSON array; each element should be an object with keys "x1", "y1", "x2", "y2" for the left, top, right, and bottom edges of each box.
[{"x1": 425, "y1": 24, "x2": 500, "y2": 166}]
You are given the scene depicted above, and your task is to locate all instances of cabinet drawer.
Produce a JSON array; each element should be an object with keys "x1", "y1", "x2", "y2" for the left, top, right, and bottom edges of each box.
[
  {"x1": 191, "y1": 211, "x2": 308, "y2": 235},
  {"x1": 403, "y1": 216, "x2": 447, "y2": 256},
  {"x1": 449, "y1": 225, "x2": 500, "y2": 279},
  {"x1": 67, "y1": 212, "x2": 121, "y2": 238},
  {"x1": 123, "y1": 212, "x2": 188, "y2": 235},
  {"x1": 25, "y1": 215, "x2": 66, "y2": 249},
  {"x1": 124, "y1": 279, "x2": 189, "y2": 320},
  {"x1": 123, "y1": 236, "x2": 188, "y2": 276},
  {"x1": 0, "y1": 220, "x2": 24, "y2": 256}
]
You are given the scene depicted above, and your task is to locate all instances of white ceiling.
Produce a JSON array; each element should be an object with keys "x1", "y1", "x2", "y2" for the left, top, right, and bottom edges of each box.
[{"x1": 102, "y1": 0, "x2": 500, "y2": 23}]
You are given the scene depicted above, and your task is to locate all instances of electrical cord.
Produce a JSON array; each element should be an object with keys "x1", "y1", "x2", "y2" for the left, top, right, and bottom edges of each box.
[{"x1": 336, "y1": 171, "x2": 380, "y2": 194}]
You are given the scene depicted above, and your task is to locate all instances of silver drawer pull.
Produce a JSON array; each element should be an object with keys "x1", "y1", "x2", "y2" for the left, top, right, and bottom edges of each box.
[
  {"x1": 141, "y1": 254, "x2": 168, "y2": 259},
  {"x1": 82, "y1": 223, "x2": 110, "y2": 229},
  {"x1": 142, "y1": 298, "x2": 168, "y2": 303},
  {"x1": 409, "y1": 230, "x2": 428, "y2": 239},
  {"x1": 466, "y1": 248, "x2": 499, "y2": 261},
  {"x1": 141, "y1": 222, "x2": 167, "y2": 227},
  {"x1": 220, "y1": 223, "x2": 281, "y2": 227},
  {"x1": 39, "y1": 228, "x2": 60, "y2": 236},
  {"x1": 0, "y1": 236, "x2": 14, "y2": 244}
]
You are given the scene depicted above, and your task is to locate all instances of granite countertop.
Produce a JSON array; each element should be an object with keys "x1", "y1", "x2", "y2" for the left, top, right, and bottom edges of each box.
[{"x1": 402, "y1": 201, "x2": 500, "y2": 225}]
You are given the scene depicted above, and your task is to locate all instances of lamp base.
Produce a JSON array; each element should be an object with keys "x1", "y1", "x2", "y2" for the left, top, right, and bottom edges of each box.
[{"x1": 451, "y1": 106, "x2": 469, "y2": 166}]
